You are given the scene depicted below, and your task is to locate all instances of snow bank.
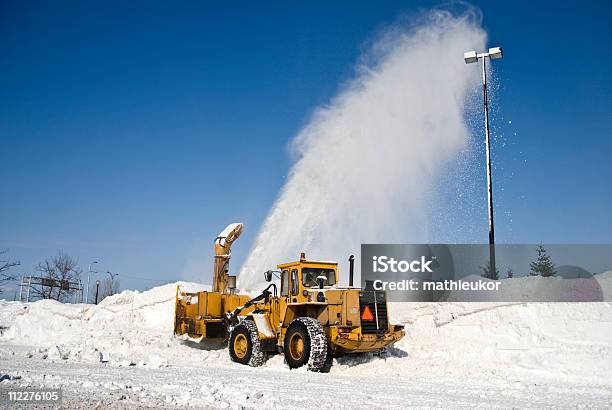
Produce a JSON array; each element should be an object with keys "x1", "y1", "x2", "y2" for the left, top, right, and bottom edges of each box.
[
  {"x1": 0, "y1": 301, "x2": 27, "y2": 330},
  {"x1": 332, "y1": 274, "x2": 612, "y2": 384},
  {"x1": 355, "y1": 301, "x2": 612, "y2": 385},
  {"x1": 0, "y1": 282, "x2": 229, "y2": 368},
  {"x1": 1, "y1": 280, "x2": 611, "y2": 387},
  {"x1": 439, "y1": 271, "x2": 612, "y2": 302}
]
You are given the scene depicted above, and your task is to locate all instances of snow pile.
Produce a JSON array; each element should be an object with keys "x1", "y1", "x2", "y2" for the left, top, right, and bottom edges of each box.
[
  {"x1": 0, "y1": 282, "x2": 230, "y2": 367},
  {"x1": 0, "y1": 300, "x2": 27, "y2": 331},
  {"x1": 348, "y1": 301, "x2": 612, "y2": 385},
  {"x1": 1, "y1": 280, "x2": 611, "y2": 388},
  {"x1": 330, "y1": 274, "x2": 612, "y2": 384},
  {"x1": 442, "y1": 271, "x2": 612, "y2": 302}
]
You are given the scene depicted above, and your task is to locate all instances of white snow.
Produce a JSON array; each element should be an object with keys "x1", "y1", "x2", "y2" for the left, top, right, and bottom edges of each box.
[
  {"x1": 442, "y1": 271, "x2": 612, "y2": 302},
  {"x1": 386, "y1": 301, "x2": 612, "y2": 384},
  {"x1": 0, "y1": 282, "x2": 218, "y2": 367},
  {"x1": 1, "y1": 276, "x2": 611, "y2": 407}
]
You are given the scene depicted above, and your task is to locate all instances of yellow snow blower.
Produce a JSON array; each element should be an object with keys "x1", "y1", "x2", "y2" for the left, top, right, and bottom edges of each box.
[{"x1": 174, "y1": 223, "x2": 404, "y2": 371}]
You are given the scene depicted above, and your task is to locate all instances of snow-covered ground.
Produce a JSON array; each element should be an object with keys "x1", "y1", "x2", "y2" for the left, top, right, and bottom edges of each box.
[{"x1": 1, "y1": 278, "x2": 611, "y2": 408}]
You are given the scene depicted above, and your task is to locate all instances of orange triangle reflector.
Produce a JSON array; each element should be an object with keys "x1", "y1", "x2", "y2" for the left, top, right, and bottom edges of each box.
[{"x1": 361, "y1": 305, "x2": 374, "y2": 321}]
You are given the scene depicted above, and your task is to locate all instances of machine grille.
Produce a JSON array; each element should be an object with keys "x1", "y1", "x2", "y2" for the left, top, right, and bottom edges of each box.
[{"x1": 359, "y1": 291, "x2": 388, "y2": 334}]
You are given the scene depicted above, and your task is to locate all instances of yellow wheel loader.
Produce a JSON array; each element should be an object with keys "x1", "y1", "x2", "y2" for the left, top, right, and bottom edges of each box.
[{"x1": 174, "y1": 223, "x2": 405, "y2": 372}]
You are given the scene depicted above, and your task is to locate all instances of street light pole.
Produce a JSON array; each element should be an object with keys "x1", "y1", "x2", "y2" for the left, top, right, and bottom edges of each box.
[
  {"x1": 464, "y1": 46, "x2": 503, "y2": 277},
  {"x1": 95, "y1": 280, "x2": 100, "y2": 305},
  {"x1": 86, "y1": 260, "x2": 98, "y2": 304},
  {"x1": 481, "y1": 54, "x2": 496, "y2": 277}
]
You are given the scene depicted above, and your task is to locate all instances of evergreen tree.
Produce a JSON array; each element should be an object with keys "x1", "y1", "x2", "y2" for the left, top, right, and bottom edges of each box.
[
  {"x1": 480, "y1": 260, "x2": 499, "y2": 280},
  {"x1": 529, "y1": 244, "x2": 556, "y2": 277}
]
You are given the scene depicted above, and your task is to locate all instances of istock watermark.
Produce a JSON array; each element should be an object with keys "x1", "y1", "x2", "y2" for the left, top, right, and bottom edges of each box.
[
  {"x1": 372, "y1": 256, "x2": 434, "y2": 273},
  {"x1": 361, "y1": 244, "x2": 612, "y2": 302},
  {"x1": 373, "y1": 278, "x2": 501, "y2": 292}
]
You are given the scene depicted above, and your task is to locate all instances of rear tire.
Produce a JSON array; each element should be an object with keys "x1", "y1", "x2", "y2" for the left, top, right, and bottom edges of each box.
[
  {"x1": 283, "y1": 317, "x2": 329, "y2": 372},
  {"x1": 228, "y1": 319, "x2": 266, "y2": 367}
]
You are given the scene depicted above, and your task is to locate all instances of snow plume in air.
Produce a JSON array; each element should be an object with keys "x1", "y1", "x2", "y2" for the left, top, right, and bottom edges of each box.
[{"x1": 239, "y1": 9, "x2": 486, "y2": 291}]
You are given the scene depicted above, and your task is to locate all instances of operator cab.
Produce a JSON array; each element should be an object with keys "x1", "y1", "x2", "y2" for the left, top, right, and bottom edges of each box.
[{"x1": 275, "y1": 253, "x2": 338, "y2": 298}]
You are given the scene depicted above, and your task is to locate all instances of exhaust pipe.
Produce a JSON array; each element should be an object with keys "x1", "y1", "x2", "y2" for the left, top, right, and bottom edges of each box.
[{"x1": 348, "y1": 255, "x2": 355, "y2": 287}]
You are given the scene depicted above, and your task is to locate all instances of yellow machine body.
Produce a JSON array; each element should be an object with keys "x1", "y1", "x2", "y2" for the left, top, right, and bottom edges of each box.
[
  {"x1": 240, "y1": 256, "x2": 404, "y2": 354},
  {"x1": 174, "y1": 288, "x2": 253, "y2": 339},
  {"x1": 173, "y1": 223, "x2": 404, "y2": 365}
]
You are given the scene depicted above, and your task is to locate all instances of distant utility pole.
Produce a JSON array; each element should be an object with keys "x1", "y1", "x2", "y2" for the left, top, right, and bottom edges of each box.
[
  {"x1": 464, "y1": 46, "x2": 504, "y2": 276},
  {"x1": 95, "y1": 280, "x2": 100, "y2": 305},
  {"x1": 86, "y1": 260, "x2": 98, "y2": 304}
]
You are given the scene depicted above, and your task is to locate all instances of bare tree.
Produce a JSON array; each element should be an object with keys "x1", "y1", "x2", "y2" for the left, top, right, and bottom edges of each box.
[
  {"x1": 0, "y1": 249, "x2": 20, "y2": 295},
  {"x1": 100, "y1": 276, "x2": 120, "y2": 300},
  {"x1": 33, "y1": 252, "x2": 82, "y2": 302}
]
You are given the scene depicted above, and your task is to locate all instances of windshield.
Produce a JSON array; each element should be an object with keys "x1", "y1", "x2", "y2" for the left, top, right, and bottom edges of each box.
[{"x1": 302, "y1": 268, "x2": 336, "y2": 287}]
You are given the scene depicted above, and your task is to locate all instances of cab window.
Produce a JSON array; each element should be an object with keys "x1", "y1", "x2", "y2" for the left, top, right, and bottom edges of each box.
[
  {"x1": 302, "y1": 268, "x2": 336, "y2": 287},
  {"x1": 281, "y1": 270, "x2": 289, "y2": 296},
  {"x1": 291, "y1": 269, "x2": 299, "y2": 296}
]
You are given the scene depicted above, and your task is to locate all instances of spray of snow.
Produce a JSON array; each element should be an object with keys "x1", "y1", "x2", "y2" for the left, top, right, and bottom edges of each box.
[{"x1": 238, "y1": 10, "x2": 486, "y2": 291}]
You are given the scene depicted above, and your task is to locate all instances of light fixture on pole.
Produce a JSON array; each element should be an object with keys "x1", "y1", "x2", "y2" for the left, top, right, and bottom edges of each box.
[
  {"x1": 86, "y1": 260, "x2": 98, "y2": 304},
  {"x1": 464, "y1": 46, "x2": 503, "y2": 277}
]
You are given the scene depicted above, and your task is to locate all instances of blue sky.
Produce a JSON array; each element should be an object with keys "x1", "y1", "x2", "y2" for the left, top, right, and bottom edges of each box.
[{"x1": 1, "y1": 1, "x2": 610, "y2": 294}]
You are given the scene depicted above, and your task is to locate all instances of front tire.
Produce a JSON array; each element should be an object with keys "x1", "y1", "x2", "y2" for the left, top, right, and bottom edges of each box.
[
  {"x1": 283, "y1": 317, "x2": 329, "y2": 372},
  {"x1": 228, "y1": 319, "x2": 266, "y2": 367}
]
